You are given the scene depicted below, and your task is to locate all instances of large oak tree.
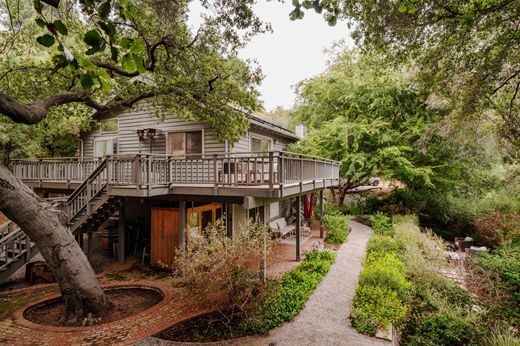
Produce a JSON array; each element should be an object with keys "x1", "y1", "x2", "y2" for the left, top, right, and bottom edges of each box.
[
  {"x1": 0, "y1": 0, "x2": 266, "y2": 323},
  {"x1": 290, "y1": 51, "x2": 438, "y2": 205},
  {"x1": 292, "y1": 0, "x2": 519, "y2": 151}
]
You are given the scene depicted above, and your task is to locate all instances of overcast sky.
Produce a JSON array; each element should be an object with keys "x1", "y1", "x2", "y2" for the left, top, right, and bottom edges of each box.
[{"x1": 188, "y1": 1, "x2": 354, "y2": 112}]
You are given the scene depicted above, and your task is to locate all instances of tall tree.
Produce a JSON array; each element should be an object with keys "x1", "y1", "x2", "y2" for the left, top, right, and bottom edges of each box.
[
  {"x1": 291, "y1": 0, "x2": 520, "y2": 150},
  {"x1": 0, "y1": 0, "x2": 266, "y2": 322},
  {"x1": 291, "y1": 51, "x2": 437, "y2": 205}
]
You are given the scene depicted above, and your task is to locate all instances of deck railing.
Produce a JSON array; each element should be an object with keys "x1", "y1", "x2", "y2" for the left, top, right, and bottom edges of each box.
[{"x1": 12, "y1": 152, "x2": 340, "y2": 189}]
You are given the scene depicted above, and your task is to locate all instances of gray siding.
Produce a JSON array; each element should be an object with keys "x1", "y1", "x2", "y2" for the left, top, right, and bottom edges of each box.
[
  {"x1": 82, "y1": 104, "x2": 225, "y2": 157},
  {"x1": 81, "y1": 104, "x2": 296, "y2": 157}
]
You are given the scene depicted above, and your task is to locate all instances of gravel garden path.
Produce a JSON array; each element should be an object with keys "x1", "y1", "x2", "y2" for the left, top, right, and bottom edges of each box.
[{"x1": 139, "y1": 220, "x2": 390, "y2": 346}]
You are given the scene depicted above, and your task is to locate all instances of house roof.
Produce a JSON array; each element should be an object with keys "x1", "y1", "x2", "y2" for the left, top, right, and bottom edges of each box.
[{"x1": 248, "y1": 115, "x2": 299, "y2": 141}]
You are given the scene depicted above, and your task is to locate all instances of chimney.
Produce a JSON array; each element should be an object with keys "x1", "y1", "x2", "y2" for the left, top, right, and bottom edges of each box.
[{"x1": 295, "y1": 123, "x2": 307, "y2": 139}]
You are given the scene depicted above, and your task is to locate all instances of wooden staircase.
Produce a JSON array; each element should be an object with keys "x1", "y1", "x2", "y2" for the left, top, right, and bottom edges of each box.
[
  {"x1": 0, "y1": 158, "x2": 123, "y2": 283},
  {"x1": 0, "y1": 221, "x2": 37, "y2": 283}
]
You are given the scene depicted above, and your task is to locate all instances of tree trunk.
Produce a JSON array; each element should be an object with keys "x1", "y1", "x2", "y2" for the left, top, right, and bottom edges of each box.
[
  {"x1": 0, "y1": 164, "x2": 108, "y2": 324},
  {"x1": 338, "y1": 184, "x2": 350, "y2": 207}
]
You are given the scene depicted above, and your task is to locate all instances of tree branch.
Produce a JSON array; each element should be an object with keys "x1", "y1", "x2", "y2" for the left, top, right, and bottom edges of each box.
[
  {"x1": 91, "y1": 61, "x2": 139, "y2": 77},
  {"x1": 0, "y1": 91, "x2": 99, "y2": 124},
  {"x1": 491, "y1": 70, "x2": 520, "y2": 95}
]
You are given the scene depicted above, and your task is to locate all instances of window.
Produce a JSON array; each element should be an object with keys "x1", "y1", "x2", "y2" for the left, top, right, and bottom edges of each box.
[
  {"x1": 168, "y1": 131, "x2": 203, "y2": 159},
  {"x1": 248, "y1": 205, "x2": 265, "y2": 224},
  {"x1": 187, "y1": 203, "x2": 223, "y2": 229},
  {"x1": 94, "y1": 138, "x2": 118, "y2": 157},
  {"x1": 99, "y1": 119, "x2": 119, "y2": 133},
  {"x1": 251, "y1": 136, "x2": 270, "y2": 155}
]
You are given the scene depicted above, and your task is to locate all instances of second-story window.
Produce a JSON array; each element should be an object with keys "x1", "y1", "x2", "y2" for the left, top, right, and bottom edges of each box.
[
  {"x1": 168, "y1": 131, "x2": 203, "y2": 159},
  {"x1": 251, "y1": 136, "x2": 270, "y2": 155},
  {"x1": 94, "y1": 138, "x2": 118, "y2": 157},
  {"x1": 99, "y1": 119, "x2": 119, "y2": 134}
]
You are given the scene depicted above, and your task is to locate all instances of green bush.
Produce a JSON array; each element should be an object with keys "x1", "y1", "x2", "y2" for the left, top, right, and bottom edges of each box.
[
  {"x1": 366, "y1": 235, "x2": 400, "y2": 255},
  {"x1": 324, "y1": 202, "x2": 345, "y2": 217},
  {"x1": 352, "y1": 232, "x2": 411, "y2": 334},
  {"x1": 241, "y1": 249, "x2": 336, "y2": 334},
  {"x1": 471, "y1": 241, "x2": 520, "y2": 306},
  {"x1": 352, "y1": 285, "x2": 409, "y2": 335},
  {"x1": 324, "y1": 215, "x2": 350, "y2": 243},
  {"x1": 405, "y1": 314, "x2": 476, "y2": 346},
  {"x1": 359, "y1": 253, "x2": 411, "y2": 299},
  {"x1": 369, "y1": 212, "x2": 394, "y2": 236}
]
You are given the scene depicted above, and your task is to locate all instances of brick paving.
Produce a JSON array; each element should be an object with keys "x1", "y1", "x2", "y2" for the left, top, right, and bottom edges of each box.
[
  {"x1": 0, "y1": 281, "x2": 209, "y2": 346},
  {"x1": 0, "y1": 225, "x2": 328, "y2": 346}
]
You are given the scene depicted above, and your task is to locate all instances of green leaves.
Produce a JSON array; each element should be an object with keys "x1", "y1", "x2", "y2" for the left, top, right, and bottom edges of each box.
[
  {"x1": 35, "y1": 18, "x2": 46, "y2": 28},
  {"x1": 98, "y1": 1, "x2": 111, "y2": 19},
  {"x1": 36, "y1": 35, "x2": 55, "y2": 47},
  {"x1": 121, "y1": 53, "x2": 136, "y2": 72},
  {"x1": 80, "y1": 74, "x2": 94, "y2": 89},
  {"x1": 130, "y1": 38, "x2": 145, "y2": 54},
  {"x1": 84, "y1": 30, "x2": 103, "y2": 47},
  {"x1": 54, "y1": 20, "x2": 68, "y2": 36}
]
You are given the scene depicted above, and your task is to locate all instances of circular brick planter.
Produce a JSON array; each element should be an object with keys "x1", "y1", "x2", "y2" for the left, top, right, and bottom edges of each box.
[{"x1": 14, "y1": 281, "x2": 172, "y2": 332}]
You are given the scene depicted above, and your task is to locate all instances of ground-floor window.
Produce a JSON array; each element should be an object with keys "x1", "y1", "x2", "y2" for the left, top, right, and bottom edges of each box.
[
  {"x1": 187, "y1": 203, "x2": 223, "y2": 229},
  {"x1": 248, "y1": 205, "x2": 265, "y2": 224}
]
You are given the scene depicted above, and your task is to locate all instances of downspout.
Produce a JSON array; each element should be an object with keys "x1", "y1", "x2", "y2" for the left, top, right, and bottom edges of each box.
[{"x1": 78, "y1": 138, "x2": 84, "y2": 158}]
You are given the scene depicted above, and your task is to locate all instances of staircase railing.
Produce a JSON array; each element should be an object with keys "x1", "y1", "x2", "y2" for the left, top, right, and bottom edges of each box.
[
  {"x1": 63, "y1": 158, "x2": 109, "y2": 223},
  {"x1": 0, "y1": 221, "x2": 34, "y2": 276}
]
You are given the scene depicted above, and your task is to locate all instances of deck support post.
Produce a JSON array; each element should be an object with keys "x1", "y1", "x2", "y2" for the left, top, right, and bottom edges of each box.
[
  {"x1": 118, "y1": 204, "x2": 125, "y2": 263},
  {"x1": 296, "y1": 189, "x2": 302, "y2": 262},
  {"x1": 179, "y1": 201, "x2": 186, "y2": 252},
  {"x1": 87, "y1": 232, "x2": 93, "y2": 260},
  {"x1": 319, "y1": 190, "x2": 324, "y2": 239},
  {"x1": 225, "y1": 203, "x2": 232, "y2": 238}
]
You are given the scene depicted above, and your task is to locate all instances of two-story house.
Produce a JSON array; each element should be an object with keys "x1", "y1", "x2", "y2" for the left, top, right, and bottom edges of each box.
[{"x1": 7, "y1": 104, "x2": 338, "y2": 278}]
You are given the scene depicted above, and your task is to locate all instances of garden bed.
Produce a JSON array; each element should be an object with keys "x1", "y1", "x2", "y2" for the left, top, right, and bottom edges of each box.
[
  {"x1": 156, "y1": 249, "x2": 336, "y2": 342},
  {"x1": 23, "y1": 286, "x2": 164, "y2": 326},
  {"x1": 156, "y1": 308, "x2": 248, "y2": 342}
]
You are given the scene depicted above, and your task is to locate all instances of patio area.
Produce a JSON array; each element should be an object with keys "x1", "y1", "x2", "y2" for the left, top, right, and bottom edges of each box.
[{"x1": 0, "y1": 222, "x2": 332, "y2": 345}]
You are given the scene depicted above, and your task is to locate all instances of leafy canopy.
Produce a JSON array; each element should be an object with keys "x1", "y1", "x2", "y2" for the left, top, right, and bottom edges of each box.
[
  {"x1": 0, "y1": 0, "x2": 268, "y2": 144},
  {"x1": 291, "y1": 50, "x2": 437, "y2": 190},
  {"x1": 291, "y1": 0, "x2": 520, "y2": 149}
]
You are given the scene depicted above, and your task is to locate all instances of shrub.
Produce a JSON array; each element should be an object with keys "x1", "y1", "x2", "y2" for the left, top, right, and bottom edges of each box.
[
  {"x1": 360, "y1": 253, "x2": 411, "y2": 299},
  {"x1": 405, "y1": 314, "x2": 475, "y2": 346},
  {"x1": 485, "y1": 327, "x2": 520, "y2": 346},
  {"x1": 369, "y1": 212, "x2": 394, "y2": 236},
  {"x1": 471, "y1": 241, "x2": 520, "y2": 307},
  {"x1": 472, "y1": 211, "x2": 520, "y2": 248},
  {"x1": 352, "y1": 285, "x2": 409, "y2": 335},
  {"x1": 352, "y1": 233, "x2": 411, "y2": 335},
  {"x1": 324, "y1": 215, "x2": 350, "y2": 243},
  {"x1": 324, "y1": 202, "x2": 345, "y2": 217},
  {"x1": 175, "y1": 221, "x2": 274, "y2": 310},
  {"x1": 366, "y1": 235, "x2": 400, "y2": 255},
  {"x1": 241, "y1": 249, "x2": 335, "y2": 334}
]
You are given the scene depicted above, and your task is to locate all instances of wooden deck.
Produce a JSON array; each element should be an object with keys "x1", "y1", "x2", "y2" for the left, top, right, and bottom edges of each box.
[{"x1": 13, "y1": 151, "x2": 339, "y2": 198}]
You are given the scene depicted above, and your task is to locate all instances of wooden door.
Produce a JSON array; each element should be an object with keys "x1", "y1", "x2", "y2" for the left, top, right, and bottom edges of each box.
[{"x1": 151, "y1": 208, "x2": 179, "y2": 268}]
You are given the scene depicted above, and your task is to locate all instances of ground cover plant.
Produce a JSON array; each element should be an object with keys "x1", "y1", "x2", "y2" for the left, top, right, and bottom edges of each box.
[
  {"x1": 351, "y1": 225, "x2": 411, "y2": 335},
  {"x1": 241, "y1": 249, "x2": 336, "y2": 334},
  {"x1": 163, "y1": 222, "x2": 337, "y2": 341},
  {"x1": 352, "y1": 214, "x2": 520, "y2": 345}
]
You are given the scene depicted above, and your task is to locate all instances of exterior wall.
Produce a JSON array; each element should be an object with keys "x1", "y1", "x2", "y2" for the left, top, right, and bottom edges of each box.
[
  {"x1": 232, "y1": 203, "x2": 248, "y2": 235},
  {"x1": 82, "y1": 104, "x2": 225, "y2": 157},
  {"x1": 81, "y1": 104, "x2": 296, "y2": 158}
]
